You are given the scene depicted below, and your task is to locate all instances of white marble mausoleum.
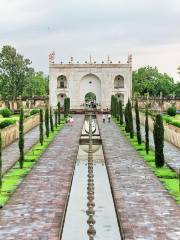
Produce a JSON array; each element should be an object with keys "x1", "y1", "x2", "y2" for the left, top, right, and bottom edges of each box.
[{"x1": 49, "y1": 55, "x2": 132, "y2": 110}]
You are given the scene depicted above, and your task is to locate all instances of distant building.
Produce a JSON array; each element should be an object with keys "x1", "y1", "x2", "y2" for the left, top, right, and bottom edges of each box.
[{"x1": 49, "y1": 55, "x2": 132, "y2": 110}]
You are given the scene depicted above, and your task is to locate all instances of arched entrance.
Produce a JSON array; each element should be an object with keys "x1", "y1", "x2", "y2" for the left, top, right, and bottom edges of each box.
[
  {"x1": 57, "y1": 93, "x2": 66, "y2": 106},
  {"x1": 85, "y1": 92, "x2": 97, "y2": 109},
  {"x1": 80, "y1": 74, "x2": 101, "y2": 108}
]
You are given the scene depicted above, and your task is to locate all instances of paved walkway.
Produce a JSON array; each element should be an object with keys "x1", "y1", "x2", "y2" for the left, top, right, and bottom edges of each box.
[
  {"x1": 0, "y1": 115, "x2": 83, "y2": 240},
  {"x1": 2, "y1": 125, "x2": 40, "y2": 175},
  {"x1": 133, "y1": 120, "x2": 180, "y2": 172},
  {"x1": 98, "y1": 116, "x2": 180, "y2": 240}
]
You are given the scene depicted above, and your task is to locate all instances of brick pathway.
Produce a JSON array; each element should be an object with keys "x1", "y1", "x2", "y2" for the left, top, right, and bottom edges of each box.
[
  {"x1": 0, "y1": 115, "x2": 83, "y2": 240},
  {"x1": 98, "y1": 116, "x2": 180, "y2": 240},
  {"x1": 2, "y1": 125, "x2": 40, "y2": 175}
]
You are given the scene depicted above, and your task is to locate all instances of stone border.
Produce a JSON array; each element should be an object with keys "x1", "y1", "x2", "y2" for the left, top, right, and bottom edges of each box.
[{"x1": 1, "y1": 114, "x2": 39, "y2": 148}]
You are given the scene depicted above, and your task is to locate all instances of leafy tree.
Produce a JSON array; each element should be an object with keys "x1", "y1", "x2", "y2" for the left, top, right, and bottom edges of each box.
[
  {"x1": 174, "y1": 82, "x2": 180, "y2": 97},
  {"x1": 57, "y1": 102, "x2": 61, "y2": 125},
  {"x1": 0, "y1": 130, "x2": 2, "y2": 188},
  {"x1": 39, "y1": 109, "x2": 44, "y2": 146},
  {"x1": 23, "y1": 71, "x2": 47, "y2": 97},
  {"x1": 50, "y1": 107, "x2": 54, "y2": 132},
  {"x1": 45, "y1": 107, "x2": 49, "y2": 138},
  {"x1": 0, "y1": 45, "x2": 32, "y2": 110},
  {"x1": 153, "y1": 114, "x2": 164, "y2": 168},
  {"x1": 64, "y1": 97, "x2": 70, "y2": 117},
  {"x1": 145, "y1": 106, "x2": 149, "y2": 154},
  {"x1": 132, "y1": 66, "x2": 175, "y2": 97},
  {"x1": 135, "y1": 99, "x2": 141, "y2": 144},
  {"x1": 119, "y1": 100, "x2": 123, "y2": 125},
  {"x1": 19, "y1": 107, "x2": 24, "y2": 169}
]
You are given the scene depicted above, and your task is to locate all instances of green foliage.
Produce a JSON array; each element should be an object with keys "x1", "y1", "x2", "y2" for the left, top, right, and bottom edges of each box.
[
  {"x1": 124, "y1": 103, "x2": 129, "y2": 132},
  {"x1": 116, "y1": 100, "x2": 120, "y2": 121},
  {"x1": 167, "y1": 106, "x2": 176, "y2": 116},
  {"x1": 55, "y1": 110, "x2": 58, "y2": 128},
  {"x1": 45, "y1": 107, "x2": 49, "y2": 138},
  {"x1": 119, "y1": 100, "x2": 123, "y2": 125},
  {"x1": 64, "y1": 97, "x2": 70, "y2": 117},
  {"x1": 135, "y1": 99, "x2": 141, "y2": 144},
  {"x1": 153, "y1": 114, "x2": 164, "y2": 168},
  {"x1": 50, "y1": 107, "x2": 54, "y2": 132},
  {"x1": 174, "y1": 82, "x2": 180, "y2": 97},
  {"x1": 0, "y1": 119, "x2": 16, "y2": 129},
  {"x1": 30, "y1": 108, "x2": 40, "y2": 116},
  {"x1": 18, "y1": 107, "x2": 24, "y2": 169},
  {"x1": 127, "y1": 99, "x2": 134, "y2": 138},
  {"x1": 111, "y1": 95, "x2": 118, "y2": 117},
  {"x1": 57, "y1": 102, "x2": 61, "y2": 125},
  {"x1": 0, "y1": 108, "x2": 12, "y2": 118},
  {"x1": 163, "y1": 115, "x2": 180, "y2": 128},
  {"x1": 145, "y1": 106, "x2": 149, "y2": 154},
  {"x1": 0, "y1": 131, "x2": 2, "y2": 188},
  {"x1": 23, "y1": 72, "x2": 48, "y2": 97},
  {"x1": 132, "y1": 66, "x2": 175, "y2": 97},
  {"x1": 39, "y1": 109, "x2": 43, "y2": 146}
]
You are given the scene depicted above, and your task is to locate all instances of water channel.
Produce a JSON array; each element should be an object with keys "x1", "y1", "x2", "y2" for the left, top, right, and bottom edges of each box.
[{"x1": 61, "y1": 115, "x2": 122, "y2": 240}]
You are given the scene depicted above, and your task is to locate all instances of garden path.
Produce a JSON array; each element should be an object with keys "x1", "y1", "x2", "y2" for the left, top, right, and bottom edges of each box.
[
  {"x1": 0, "y1": 115, "x2": 83, "y2": 240},
  {"x1": 98, "y1": 115, "x2": 180, "y2": 240},
  {"x1": 2, "y1": 124, "x2": 40, "y2": 175}
]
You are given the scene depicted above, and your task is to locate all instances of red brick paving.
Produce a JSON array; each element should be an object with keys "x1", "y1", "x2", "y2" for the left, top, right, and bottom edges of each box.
[
  {"x1": 98, "y1": 115, "x2": 180, "y2": 240},
  {"x1": 0, "y1": 115, "x2": 83, "y2": 240}
]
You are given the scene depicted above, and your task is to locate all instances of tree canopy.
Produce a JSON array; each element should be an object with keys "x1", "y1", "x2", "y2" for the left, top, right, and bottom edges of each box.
[
  {"x1": 132, "y1": 66, "x2": 176, "y2": 97},
  {"x1": 0, "y1": 45, "x2": 48, "y2": 106}
]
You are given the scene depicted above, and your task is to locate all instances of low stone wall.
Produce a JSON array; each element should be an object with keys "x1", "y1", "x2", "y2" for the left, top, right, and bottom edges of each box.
[
  {"x1": 133, "y1": 111, "x2": 180, "y2": 148},
  {"x1": 1, "y1": 114, "x2": 39, "y2": 148}
]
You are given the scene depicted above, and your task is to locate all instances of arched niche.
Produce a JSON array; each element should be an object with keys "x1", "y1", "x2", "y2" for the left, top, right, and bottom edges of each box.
[
  {"x1": 114, "y1": 75, "x2": 124, "y2": 89},
  {"x1": 57, "y1": 75, "x2": 67, "y2": 88}
]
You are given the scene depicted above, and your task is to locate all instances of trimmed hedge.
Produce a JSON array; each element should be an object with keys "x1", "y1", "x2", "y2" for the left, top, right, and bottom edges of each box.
[
  {"x1": 30, "y1": 109, "x2": 40, "y2": 116},
  {"x1": 0, "y1": 119, "x2": 16, "y2": 129},
  {"x1": 0, "y1": 108, "x2": 12, "y2": 118},
  {"x1": 167, "y1": 106, "x2": 176, "y2": 116}
]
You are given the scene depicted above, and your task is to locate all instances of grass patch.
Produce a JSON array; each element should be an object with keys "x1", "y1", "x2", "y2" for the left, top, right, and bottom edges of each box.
[
  {"x1": 0, "y1": 120, "x2": 66, "y2": 207},
  {"x1": 113, "y1": 117, "x2": 180, "y2": 205}
]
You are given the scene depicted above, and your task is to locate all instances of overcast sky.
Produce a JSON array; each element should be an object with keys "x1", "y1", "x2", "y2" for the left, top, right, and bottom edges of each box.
[{"x1": 0, "y1": 0, "x2": 180, "y2": 80}]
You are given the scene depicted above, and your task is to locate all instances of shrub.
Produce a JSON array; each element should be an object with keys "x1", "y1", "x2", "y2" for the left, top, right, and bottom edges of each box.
[
  {"x1": 57, "y1": 102, "x2": 61, "y2": 125},
  {"x1": 0, "y1": 108, "x2": 12, "y2": 118},
  {"x1": 45, "y1": 107, "x2": 49, "y2": 138},
  {"x1": 145, "y1": 106, "x2": 149, "y2": 154},
  {"x1": 30, "y1": 109, "x2": 40, "y2": 116},
  {"x1": 0, "y1": 119, "x2": 16, "y2": 129},
  {"x1": 50, "y1": 107, "x2": 54, "y2": 132},
  {"x1": 119, "y1": 100, "x2": 123, "y2": 125},
  {"x1": 167, "y1": 106, "x2": 176, "y2": 116}
]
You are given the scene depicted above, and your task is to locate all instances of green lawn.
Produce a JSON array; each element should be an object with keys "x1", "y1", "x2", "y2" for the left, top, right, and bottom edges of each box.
[{"x1": 162, "y1": 114, "x2": 180, "y2": 128}]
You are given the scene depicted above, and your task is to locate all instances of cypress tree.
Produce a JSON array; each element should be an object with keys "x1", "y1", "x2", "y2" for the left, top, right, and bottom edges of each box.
[
  {"x1": 125, "y1": 103, "x2": 129, "y2": 132},
  {"x1": 45, "y1": 107, "x2": 49, "y2": 138},
  {"x1": 55, "y1": 110, "x2": 58, "y2": 128},
  {"x1": 135, "y1": 99, "x2": 141, "y2": 144},
  {"x1": 145, "y1": 106, "x2": 149, "y2": 154},
  {"x1": 50, "y1": 107, "x2": 54, "y2": 132},
  {"x1": 0, "y1": 131, "x2": 2, "y2": 188},
  {"x1": 153, "y1": 114, "x2": 164, "y2": 168},
  {"x1": 119, "y1": 100, "x2": 123, "y2": 125},
  {"x1": 116, "y1": 100, "x2": 119, "y2": 121},
  {"x1": 19, "y1": 107, "x2": 24, "y2": 169},
  {"x1": 127, "y1": 99, "x2": 134, "y2": 138},
  {"x1": 111, "y1": 95, "x2": 114, "y2": 116},
  {"x1": 64, "y1": 98, "x2": 67, "y2": 117},
  {"x1": 57, "y1": 102, "x2": 61, "y2": 125},
  {"x1": 39, "y1": 109, "x2": 44, "y2": 146},
  {"x1": 67, "y1": 97, "x2": 70, "y2": 115}
]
